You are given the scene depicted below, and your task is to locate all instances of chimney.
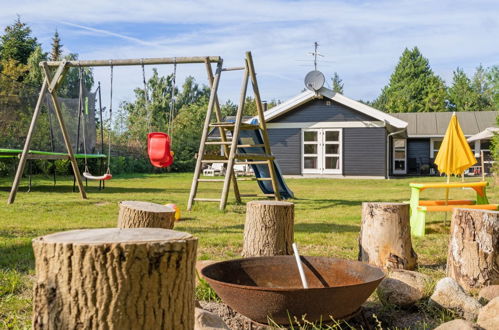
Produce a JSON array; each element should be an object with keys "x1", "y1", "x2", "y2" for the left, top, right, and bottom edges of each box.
[{"x1": 263, "y1": 101, "x2": 268, "y2": 112}]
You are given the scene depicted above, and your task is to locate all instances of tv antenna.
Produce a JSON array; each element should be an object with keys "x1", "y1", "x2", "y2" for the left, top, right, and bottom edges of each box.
[{"x1": 309, "y1": 41, "x2": 324, "y2": 71}]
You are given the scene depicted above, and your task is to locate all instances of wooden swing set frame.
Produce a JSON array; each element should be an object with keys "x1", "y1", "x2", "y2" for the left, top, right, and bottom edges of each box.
[{"x1": 7, "y1": 56, "x2": 221, "y2": 204}]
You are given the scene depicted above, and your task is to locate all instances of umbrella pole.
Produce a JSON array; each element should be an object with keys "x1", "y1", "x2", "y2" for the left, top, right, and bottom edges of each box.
[
  {"x1": 481, "y1": 150, "x2": 485, "y2": 181},
  {"x1": 444, "y1": 175, "x2": 450, "y2": 225}
]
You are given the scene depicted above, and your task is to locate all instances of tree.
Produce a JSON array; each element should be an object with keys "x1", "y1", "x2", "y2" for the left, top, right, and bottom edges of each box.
[
  {"x1": 57, "y1": 53, "x2": 94, "y2": 98},
  {"x1": 175, "y1": 76, "x2": 209, "y2": 107},
  {"x1": 447, "y1": 66, "x2": 494, "y2": 112},
  {"x1": 25, "y1": 45, "x2": 47, "y2": 86},
  {"x1": 447, "y1": 68, "x2": 476, "y2": 111},
  {"x1": 50, "y1": 30, "x2": 63, "y2": 61},
  {"x1": 486, "y1": 65, "x2": 499, "y2": 110},
  {"x1": 120, "y1": 72, "x2": 208, "y2": 149},
  {"x1": 471, "y1": 65, "x2": 494, "y2": 111},
  {"x1": 331, "y1": 72, "x2": 344, "y2": 93},
  {"x1": 171, "y1": 97, "x2": 210, "y2": 170},
  {"x1": 373, "y1": 47, "x2": 446, "y2": 112},
  {"x1": 0, "y1": 16, "x2": 38, "y2": 65}
]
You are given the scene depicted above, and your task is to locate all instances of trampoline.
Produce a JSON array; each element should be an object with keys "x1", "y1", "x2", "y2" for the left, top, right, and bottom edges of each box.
[{"x1": 0, "y1": 148, "x2": 106, "y2": 159}]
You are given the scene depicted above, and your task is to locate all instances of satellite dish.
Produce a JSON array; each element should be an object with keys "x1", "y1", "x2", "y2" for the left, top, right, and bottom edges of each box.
[{"x1": 304, "y1": 70, "x2": 325, "y2": 91}]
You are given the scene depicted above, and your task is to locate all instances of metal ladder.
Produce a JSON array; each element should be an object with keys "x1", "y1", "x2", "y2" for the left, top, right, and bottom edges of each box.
[{"x1": 187, "y1": 51, "x2": 281, "y2": 211}]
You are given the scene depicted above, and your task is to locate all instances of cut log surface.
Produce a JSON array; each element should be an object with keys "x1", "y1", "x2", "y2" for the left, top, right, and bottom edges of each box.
[
  {"x1": 32, "y1": 228, "x2": 197, "y2": 330},
  {"x1": 447, "y1": 208, "x2": 499, "y2": 292},
  {"x1": 118, "y1": 200, "x2": 175, "y2": 229},
  {"x1": 359, "y1": 202, "x2": 417, "y2": 270},
  {"x1": 242, "y1": 200, "x2": 294, "y2": 257}
]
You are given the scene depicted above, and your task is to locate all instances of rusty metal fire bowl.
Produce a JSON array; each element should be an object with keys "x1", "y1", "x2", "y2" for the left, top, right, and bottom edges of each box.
[{"x1": 201, "y1": 256, "x2": 385, "y2": 325}]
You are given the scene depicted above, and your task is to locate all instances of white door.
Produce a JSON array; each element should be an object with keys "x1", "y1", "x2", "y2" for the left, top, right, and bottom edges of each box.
[
  {"x1": 302, "y1": 130, "x2": 321, "y2": 174},
  {"x1": 322, "y1": 129, "x2": 342, "y2": 174},
  {"x1": 393, "y1": 138, "x2": 407, "y2": 174},
  {"x1": 302, "y1": 129, "x2": 342, "y2": 174}
]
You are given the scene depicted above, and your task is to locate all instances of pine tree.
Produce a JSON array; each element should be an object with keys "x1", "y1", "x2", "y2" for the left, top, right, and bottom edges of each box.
[
  {"x1": 486, "y1": 66, "x2": 499, "y2": 110},
  {"x1": 373, "y1": 47, "x2": 446, "y2": 112},
  {"x1": 25, "y1": 45, "x2": 47, "y2": 85},
  {"x1": 50, "y1": 30, "x2": 63, "y2": 61},
  {"x1": 447, "y1": 68, "x2": 474, "y2": 111},
  {"x1": 471, "y1": 65, "x2": 494, "y2": 111},
  {"x1": 331, "y1": 72, "x2": 344, "y2": 93},
  {"x1": 0, "y1": 16, "x2": 38, "y2": 65}
]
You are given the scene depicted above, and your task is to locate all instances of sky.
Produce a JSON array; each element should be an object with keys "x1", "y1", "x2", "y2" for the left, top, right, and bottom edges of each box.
[{"x1": 1, "y1": 0, "x2": 499, "y2": 106}]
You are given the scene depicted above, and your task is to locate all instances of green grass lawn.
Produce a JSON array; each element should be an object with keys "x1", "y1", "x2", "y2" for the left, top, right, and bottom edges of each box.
[{"x1": 0, "y1": 173, "x2": 496, "y2": 328}]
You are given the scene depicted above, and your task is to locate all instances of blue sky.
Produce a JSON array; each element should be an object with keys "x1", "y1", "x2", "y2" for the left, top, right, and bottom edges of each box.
[{"x1": 1, "y1": 0, "x2": 499, "y2": 106}]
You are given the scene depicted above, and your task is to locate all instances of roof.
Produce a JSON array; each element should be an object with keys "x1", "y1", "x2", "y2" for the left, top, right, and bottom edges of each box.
[
  {"x1": 391, "y1": 111, "x2": 498, "y2": 137},
  {"x1": 467, "y1": 127, "x2": 499, "y2": 142},
  {"x1": 250, "y1": 88, "x2": 408, "y2": 131}
]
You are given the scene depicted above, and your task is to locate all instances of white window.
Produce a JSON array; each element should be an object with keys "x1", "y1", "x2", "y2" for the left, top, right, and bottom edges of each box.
[
  {"x1": 302, "y1": 129, "x2": 342, "y2": 174},
  {"x1": 430, "y1": 138, "x2": 442, "y2": 158},
  {"x1": 393, "y1": 139, "x2": 407, "y2": 174}
]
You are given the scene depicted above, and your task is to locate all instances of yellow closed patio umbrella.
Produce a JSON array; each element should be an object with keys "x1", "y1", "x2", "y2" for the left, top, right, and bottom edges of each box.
[
  {"x1": 434, "y1": 112, "x2": 477, "y2": 179},
  {"x1": 434, "y1": 113, "x2": 477, "y2": 220}
]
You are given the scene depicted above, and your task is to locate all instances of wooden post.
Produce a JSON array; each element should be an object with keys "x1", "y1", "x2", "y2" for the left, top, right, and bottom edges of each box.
[
  {"x1": 219, "y1": 62, "x2": 249, "y2": 210},
  {"x1": 245, "y1": 51, "x2": 281, "y2": 201},
  {"x1": 187, "y1": 60, "x2": 223, "y2": 211},
  {"x1": 447, "y1": 208, "x2": 499, "y2": 292},
  {"x1": 359, "y1": 202, "x2": 417, "y2": 270},
  {"x1": 43, "y1": 56, "x2": 222, "y2": 67},
  {"x1": 7, "y1": 79, "x2": 49, "y2": 204},
  {"x1": 481, "y1": 150, "x2": 485, "y2": 181},
  {"x1": 242, "y1": 201, "x2": 294, "y2": 257},
  {"x1": 204, "y1": 58, "x2": 241, "y2": 203},
  {"x1": 118, "y1": 201, "x2": 175, "y2": 229},
  {"x1": 42, "y1": 62, "x2": 87, "y2": 200},
  {"x1": 32, "y1": 228, "x2": 197, "y2": 329}
]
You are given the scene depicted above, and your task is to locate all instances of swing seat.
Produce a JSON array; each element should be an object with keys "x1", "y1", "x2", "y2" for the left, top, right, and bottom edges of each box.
[
  {"x1": 147, "y1": 132, "x2": 173, "y2": 168},
  {"x1": 83, "y1": 172, "x2": 113, "y2": 181}
]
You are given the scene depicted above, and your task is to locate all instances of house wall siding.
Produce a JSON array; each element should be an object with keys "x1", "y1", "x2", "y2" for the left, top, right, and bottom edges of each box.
[
  {"x1": 343, "y1": 128, "x2": 387, "y2": 176},
  {"x1": 268, "y1": 128, "x2": 301, "y2": 175},
  {"x1": 269, "y1": 99, "x2": 376, "y2": 123}
]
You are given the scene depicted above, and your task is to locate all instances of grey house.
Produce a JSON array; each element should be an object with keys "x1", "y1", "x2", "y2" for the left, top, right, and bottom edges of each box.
[
  {"x1": 252, "y1": 87, "x2": 497, "y2": 178},
  {"x1": 391, "y1": 111, "x2": 497, "y2": 175},
  {"x1": 254, "y1": 88, "x2": 407, "y2": 178}
]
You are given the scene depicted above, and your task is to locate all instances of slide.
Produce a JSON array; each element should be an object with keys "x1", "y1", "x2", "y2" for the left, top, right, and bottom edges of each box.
[{"x1": 237, "y1": 129, "x2": 294, "y2": 199}]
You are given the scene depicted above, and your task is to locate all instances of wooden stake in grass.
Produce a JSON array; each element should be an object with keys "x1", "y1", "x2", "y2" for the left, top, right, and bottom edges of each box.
[
  {"x1": 447, "y1": 208, "x2": 499, "y2": 292},
  {"x1": 118, "y1": 201, "x2": 175, "y2": 229},
  {"x1": 242, "y1": 200, "x2": 294, "y2": 257},
  {"x1": 358, "y1": 202, "x2": 417, "y2": 270},
  {"x1": 32, "y1": 228, "x2": 197, "y2": 330}
]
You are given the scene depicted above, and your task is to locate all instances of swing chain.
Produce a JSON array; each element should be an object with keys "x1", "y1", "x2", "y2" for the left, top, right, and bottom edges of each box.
[
  {"x1": 168, "y1": 58, "x2": 177, "y2": 139},
  {"x1": 78, "y1": 65, "x2": 89, "y2": 172},
  {"x1": 142, "y1": 59, "x2": 151, "y2": 131},
  {"x1": 107, "y1": 61, "x2": 113, "y2": 170}
]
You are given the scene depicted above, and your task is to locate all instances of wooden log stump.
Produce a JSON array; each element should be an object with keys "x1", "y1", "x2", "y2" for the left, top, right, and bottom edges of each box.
[
  {"x1": 118, "y1": 201, "x2": 175, "y2": 229},
  {"x1": 32, "y1": 228, "x2": 197, "y2": 330},
  {"x1": 447, "y1": 208, "x2": 499, "y2": 292},
  {"x1": 242, "y1": 200, "x2": 294, "y2": 257},
  {"x1": 359, "y1": 202, "x2": 417, "y2": 270}
]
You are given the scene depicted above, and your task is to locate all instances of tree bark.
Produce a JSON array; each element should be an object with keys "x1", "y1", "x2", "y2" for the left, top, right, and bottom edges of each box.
[
  {"x1": 447, "y1": 208, "x2": 499, "y2": 292},
  {"x1": 242, "y1": 200, "x2": 294, "y2": 257},
  {"x1": 118, "y1": 201, "x2": 175, "y2": 229},
  {"x1": 32, "y1": 228, "x2": 197, "y2": 330},
  {"x1": 359, "y1": 202, "x2": 417, "y2": 270}
]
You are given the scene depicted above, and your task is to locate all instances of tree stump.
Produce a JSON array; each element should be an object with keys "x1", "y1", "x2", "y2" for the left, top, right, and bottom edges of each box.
[
  {"x1": 447, "y1": 208, "x2": 499, "y2": 292},
  {"x1": 359, "y1": 202, "x2": 417, "y2": 270},
  {"x1": 242, "y1": 201, "x2": 294, "y2": 257},
  {"x1": 118, "y1": 201, "x2": 175, "y2": 229},
  {"x1": 32, "y1": 228, "x2": 197, "y2": 330}
]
